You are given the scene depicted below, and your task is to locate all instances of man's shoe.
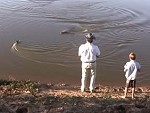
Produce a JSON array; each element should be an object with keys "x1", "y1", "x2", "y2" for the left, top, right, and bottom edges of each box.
[
  {"x1": 90, "y1": 89, "x2": 96, "y2": 93},
  {"x1": 81, "y1": 89, "x2": 85, "y2": 92},
  {"x1": 121, "y1": 96, "x2": 126, "y2": 99}
]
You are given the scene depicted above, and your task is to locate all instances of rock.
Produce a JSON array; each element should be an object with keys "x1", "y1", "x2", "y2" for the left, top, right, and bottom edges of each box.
[
  {"x1": 112, "y1": 88, "x2": 117, "y2": 92},
  {"x1": 0, "y1": 104, "x2": 12, "y2": 113},
  {"x1": 16, "y1": 107, "x2": 28, "y2": 113},
  {"x1": 136, "y1": 88, "x2": 143, "y2": 93}
]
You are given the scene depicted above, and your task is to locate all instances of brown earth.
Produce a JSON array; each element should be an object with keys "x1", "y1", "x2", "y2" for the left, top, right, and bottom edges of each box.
[{"x1": 0, "y1": 80, "x2": 150, "y2": 113}]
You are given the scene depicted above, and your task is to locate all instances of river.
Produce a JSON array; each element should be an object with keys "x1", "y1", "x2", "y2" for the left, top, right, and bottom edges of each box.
[{"x1": 0, "y1": 0, "x2": 150, "y2": 86}]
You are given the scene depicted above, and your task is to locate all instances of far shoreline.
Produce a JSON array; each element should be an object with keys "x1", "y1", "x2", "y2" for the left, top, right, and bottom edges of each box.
[{"x1": 1, "y1": 77, "x2": 149, "y2": 88}]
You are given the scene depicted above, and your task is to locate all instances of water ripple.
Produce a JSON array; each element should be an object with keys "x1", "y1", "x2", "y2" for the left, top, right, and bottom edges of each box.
[
  {"x1": 11, "y1": 40, "x2": 79, "y2": 66},
  {"x1": 1, "y1": 0, "x2": 150, "y2": 85}
]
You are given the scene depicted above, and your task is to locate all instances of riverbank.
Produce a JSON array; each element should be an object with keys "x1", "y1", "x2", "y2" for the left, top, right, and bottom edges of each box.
[{"x1": 0, "y1": 80, "x2": 150, "y2": 113}]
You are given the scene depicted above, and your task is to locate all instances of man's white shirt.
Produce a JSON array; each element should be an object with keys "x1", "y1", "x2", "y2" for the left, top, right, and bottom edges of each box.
[{"x1": 78, "y1": 43, "x2": 100, "y2": 62}]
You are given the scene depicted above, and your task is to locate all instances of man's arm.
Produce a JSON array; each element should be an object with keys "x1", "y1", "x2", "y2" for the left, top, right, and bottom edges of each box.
[
  {"x1": 96, "y1": 46, "x2": 100, "y2": 58},
  {"x1": 78, "y1": 45, "x2": 82, "y2": 57}
]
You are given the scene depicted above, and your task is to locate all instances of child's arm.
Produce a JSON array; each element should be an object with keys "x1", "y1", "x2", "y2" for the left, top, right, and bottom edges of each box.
[
  {"x1": 124, "y1": 62, "x2": 129, "y2": 72},
  {"x1": 137, "y1": 63, "x2": 141, "y2": 72}
]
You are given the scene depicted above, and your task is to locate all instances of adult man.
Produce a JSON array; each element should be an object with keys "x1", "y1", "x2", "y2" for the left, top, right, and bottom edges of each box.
[{"x1": 78, "y1": 33, "x2": 100, "y2": 93}]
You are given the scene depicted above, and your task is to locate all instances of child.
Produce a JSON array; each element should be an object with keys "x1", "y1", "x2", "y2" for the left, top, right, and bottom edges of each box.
[{"x1": 122, "y1": 52, "x2": 141, "y2": 99}]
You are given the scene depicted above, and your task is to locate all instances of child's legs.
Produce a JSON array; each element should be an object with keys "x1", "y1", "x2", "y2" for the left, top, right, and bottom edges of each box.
[
  {"x1": 124, "y1": 80, "x2": 130, "y2": 97},
  {"x1": 124, "y1": 88, "x2": 128, "y2": 97},
  {"x1": 131, "y1": 80, "x2": 136, "y2": 98},
  {"x1": 132, "y1": 88, "x2": 135, "y2": 98}
]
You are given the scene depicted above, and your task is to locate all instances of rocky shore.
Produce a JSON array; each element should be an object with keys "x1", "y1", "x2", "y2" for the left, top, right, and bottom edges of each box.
[{"x1": 0, "y1": 80, "x2": 150, "y2": 113}]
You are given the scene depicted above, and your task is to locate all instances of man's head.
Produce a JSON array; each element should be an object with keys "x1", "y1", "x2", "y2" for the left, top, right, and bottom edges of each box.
[
  {"x1": 85, "y1": 33, "x2": 95, "y2": 43},
  {"x1": 129, "y1": 52, "x2": 136, "y2": 60}
]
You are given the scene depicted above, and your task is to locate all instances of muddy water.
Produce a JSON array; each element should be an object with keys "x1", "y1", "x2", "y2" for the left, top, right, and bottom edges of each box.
[{"x1": 0, "y1": 0, "x2": 150, "y2": 86}]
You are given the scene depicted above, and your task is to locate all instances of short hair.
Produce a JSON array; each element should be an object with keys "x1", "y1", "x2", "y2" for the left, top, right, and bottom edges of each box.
[
  {"x1": 129, "y1": 52, "x2": 136, "y2": 60},
  {"x1": 85, "y1": 33, "x2": 95, "y2": 43},
  {"x1": 86, "y1": 38, "x2": 93, "y2": 43}
]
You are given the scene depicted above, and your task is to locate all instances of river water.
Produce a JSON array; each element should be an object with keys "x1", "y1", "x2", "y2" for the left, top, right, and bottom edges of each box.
[{"x1": 0, "y1": 0, "x2": 150, "y2": 86}]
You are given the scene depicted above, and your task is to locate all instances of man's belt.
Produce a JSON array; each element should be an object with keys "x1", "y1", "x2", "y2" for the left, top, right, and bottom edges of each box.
[{"x1": 84, "y1": 61, "x2": 95, "y2": 63}]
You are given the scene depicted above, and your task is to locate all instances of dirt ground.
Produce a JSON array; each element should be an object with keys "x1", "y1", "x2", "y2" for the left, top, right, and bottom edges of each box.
[{"x1": 0, "y1": 80, "x2": 150, "y2": 113}]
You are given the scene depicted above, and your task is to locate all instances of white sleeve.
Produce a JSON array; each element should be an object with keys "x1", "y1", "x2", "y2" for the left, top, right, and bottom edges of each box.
[
  {"x1": 124, "y1": 62, "x2": 128, "y2": 72},
  {"x1": 78, "y1": 45, "x2": 83, "y2": 56},
  {"x1": 96, "y1": 46, "x2": 100, "y2": 56}
]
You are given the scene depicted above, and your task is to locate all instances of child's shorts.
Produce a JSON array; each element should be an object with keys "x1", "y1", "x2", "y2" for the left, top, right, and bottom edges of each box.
[{"x1": 126, "y1": 80, "x2": 136, "y2": 88}]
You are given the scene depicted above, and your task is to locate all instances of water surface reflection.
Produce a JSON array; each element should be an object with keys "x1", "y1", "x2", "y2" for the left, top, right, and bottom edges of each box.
[{"x1": 0, "y1": 0, "x2": 150, "y2": 86}]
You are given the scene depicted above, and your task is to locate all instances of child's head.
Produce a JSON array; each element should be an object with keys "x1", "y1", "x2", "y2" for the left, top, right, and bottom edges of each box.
[{"x1": 129, "y1": 52, "x2": 136, "y2": 60}]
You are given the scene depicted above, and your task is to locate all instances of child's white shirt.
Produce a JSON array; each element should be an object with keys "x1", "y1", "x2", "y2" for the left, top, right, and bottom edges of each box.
[{"x1": 124, "y1": 60, "x2": 141, "y2": 80}]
